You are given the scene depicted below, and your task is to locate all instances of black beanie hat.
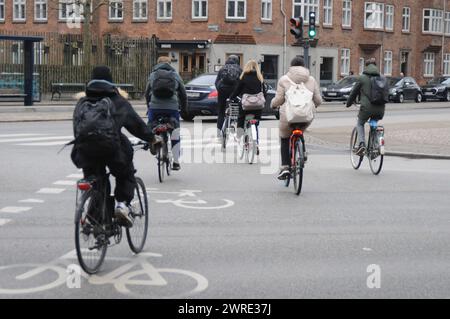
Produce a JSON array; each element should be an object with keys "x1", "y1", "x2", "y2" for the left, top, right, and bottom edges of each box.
[{"x1": 91, "y1": 65, "x2": 113, "y2": 83}]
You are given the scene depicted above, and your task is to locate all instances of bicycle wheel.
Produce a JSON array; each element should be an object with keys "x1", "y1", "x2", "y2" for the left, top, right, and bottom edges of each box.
[
  {"x1": 368, "y1": 132, "x2": 384, "y2": 175},
  {"x1": 166, "y1": 137, "x2": 172, "y2": 176},
  {"x1": 292, "y1": 140, "x2": 304, "y2": 195},
  {"x1": 350, "y1": 127, "x2": 363, "y2": 170},
  {"x1": 75, "y1": 190, "x2": 107, "y2": 274},
  {"x1": 238, "y1": 132, "x2": 246, "y2": 160},
  {"x1": 246, "y1": 127, "x2": 256, "y2": 165},
  {"x1": 157, "y1": 147, "x2": 165, "y2": 183},
  {"x1": 221, "y1": 118, "x2": 229, "y2": 151},
  {"x1": 126, "y1": 177, "x2": 149, "y2": 254}
]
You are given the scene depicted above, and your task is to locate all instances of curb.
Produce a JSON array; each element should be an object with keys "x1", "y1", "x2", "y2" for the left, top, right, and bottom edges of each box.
[{"x1": 385, "y1": 151, "x2": 450, "y2": 160}]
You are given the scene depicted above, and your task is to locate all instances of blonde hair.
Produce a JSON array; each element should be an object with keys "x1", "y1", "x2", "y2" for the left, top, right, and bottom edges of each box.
[
  {"x1": 241, "y1": 60, "x2": 264, "y2": 82},
  {"x1": 157, "y1": 56, "x2": 171, "y2": 64}
]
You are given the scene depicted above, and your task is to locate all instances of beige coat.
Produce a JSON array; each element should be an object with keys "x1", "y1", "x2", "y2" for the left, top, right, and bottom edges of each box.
[{"x1": 271, "y1": 66, "x2": 322, "y2": 138}]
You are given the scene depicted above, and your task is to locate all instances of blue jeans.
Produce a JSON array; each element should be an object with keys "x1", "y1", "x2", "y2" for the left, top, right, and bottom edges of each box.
[{"x1": 148, "y1": 109, "x2": 180, "y2": 162}]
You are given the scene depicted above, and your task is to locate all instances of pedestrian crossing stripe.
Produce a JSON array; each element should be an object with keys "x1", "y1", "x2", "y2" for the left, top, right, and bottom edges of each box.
[
  {"x1": 0, "y1": 206, "x2": 32, "y2": 214},
  {"x1": 0, "y1": 219, "x2": 12, "y2": 226}
]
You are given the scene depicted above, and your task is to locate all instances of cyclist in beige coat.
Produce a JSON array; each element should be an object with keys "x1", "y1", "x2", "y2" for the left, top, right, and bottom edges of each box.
[{"x1": 271, "y1": 56, "x2": 322, "y2": 180}]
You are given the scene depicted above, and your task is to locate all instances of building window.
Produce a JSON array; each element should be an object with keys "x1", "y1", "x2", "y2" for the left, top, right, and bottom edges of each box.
[
  {"x1": 383, "y1": 51, "x2": 392, "y2": 76},
  {"x1": 342, "y1": 0, "x2": 351, "y2": 27},
  {"x1": 261, "y1": 0, "x2": 272, "y2": 21},
  {"x1": 445, "y1": 12, "x2": 450, "y2": 35},
  {"x1": 226, "y1": 0, "x2": 246, "y2": 20},
  {"x1": 402, "y1": 7, "x2": 410, "y2": 32},
  {"x1": 293, "y1": 0, "x2": 319, "y2": 22},
  {"x1": 192, "y1": 0, "x2": 207, "y2": 19},
  {"x1": 444, "y1": 54, "x2": 450, "y2": 76},
  {"x1": 133, "y1": 0, "x2": 147, "y2": 20},
  {"x1": 424, "y1": 52, "x2": 435, "y2": 77},
  {"x1": 341, "y1": 48, "x2": 350, "y2": 76},
  {"x1": 323, "y1": 0, "x2": 332, "y2": 26},
  {"x1": 359, "y1": 57, "x2": 365, "y2": 75},
  {"x1": 157, "y1": 0, "x2": 172, "y2": 20},
  {"x1": 0, "y1": 0, "x2": 5, "y2": 22},
  {"x1": 385, "y1": 5, "x2": 394, "y2": 31},
  {"x1": 13, "y1": 0, "x2": 26, "y2": 21},
  {"x1": 34, "y1": 0, "x2": 47, "y2": 21},
  {"x1": 423, "y1": 9, "x2": 443, "y2": 34},
  {"x1": 109, "y1": 0, "x2": 123, "y2": 20},
  {"x1": 365, "y1": 2, "x2": 384, "y2": 30},
  {"x1": 59, "y1": 0, "x2": 84, "y2": 21}
]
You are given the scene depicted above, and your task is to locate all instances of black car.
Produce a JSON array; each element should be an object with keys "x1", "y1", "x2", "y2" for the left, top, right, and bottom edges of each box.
[
  {"x1": 387, "y1": 76, "x2": 422, "y2": 103},
  {"x1": 322, "y1": 76, "x2": 358, "y2": 102},
  {"x1": 182, "y1": 73, "x2": 278, "y2": 121},
  {"x1": 421, "y1": 76, "x2": 450, "y2": 102}
]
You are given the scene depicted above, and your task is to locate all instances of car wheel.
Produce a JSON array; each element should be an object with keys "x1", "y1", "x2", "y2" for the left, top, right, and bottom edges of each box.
[
  {"x1": 397, "y1": 93, "x2": 404, "y2": 103},
  {"x1": 415, "y1": 93, "x2": 422, "y2": 103},
  {"x1": 181, "y1": 112, "x2": 195, "y2": 122},
  {"x1": 275, "y1": 112, "x2": 280, "y2": 120},
  {"x1": 323, "y1": 98, "x2": 330, "y2": 102},
  {"x1": 446, "y1": 91, "x2": 450, "y2": 102}
]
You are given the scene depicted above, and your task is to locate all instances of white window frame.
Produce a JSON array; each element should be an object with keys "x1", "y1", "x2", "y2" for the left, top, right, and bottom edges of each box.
[
  {"x1": 364, "y1": 2, "x2": 384, "y2": 30},
  {"x1": 157, "y1": 0, "x2": 172, "y2": 20},
  {"x1": 59, "y1": 0, "x2": 85, "y2": 21},
  {"x1": 12, "y1": 41, "x2": 23, "y2": 64},
  {"x1": 423, "y1": 8, "x2": 443, "y2": 34},
  {"x1": 0, "y1": 0, "x2": 5, "y2": 22},
  {"x1": 341, "y1": 48, "x2": 350, "y2": 76},
  {"x1": 424, "y1": 52, "x2": 435, "y2": 77},
  {"x1": 402, "y1": 7, "x2": 410, "y2": 32},
  {"x1": 323, "y1": 0, "x2": 332, "y2": 26},
  {"x1": 192, "y1": 0, "x2": 208, "y2": 19},
  {"x1": 133, "y1": 0, "x2": 147, "y2": 20},
  {"x1": 444, "y1": 54, "x2": 450, "y2": 76},
  {"x1": 292, "y1": 0, "x2": 319, "y2": 23},
  {"x1": 385, "y1": 5, "x2": 394, "y2": 31},
  {"x1": 226, "y1": 0, "x2": 246, "y2": 20},
  {"x1": 445, "y1": 12, "x2": 450, "y2": 35},
  {"x1": 13, "y1": 0, "x2": 27, "y2": 21},
  {"x1": 109, "y1": 0, "x2": 123, "y2": 21},
  {"x1": 261, "y1": 0, "x2": 272, "y2": 21},
  {"x1": 359, "y1": 57, "x2": 365, "y2": 75},
  {"x1": 34, "y1": 0, "x2": 48, "y2": 21},
  {"x1": 383, "y1": 51, "x2": 392, "y2": 76},
  {"x1": 342, "y1": 0, "x2": 351, "y2": 27}
]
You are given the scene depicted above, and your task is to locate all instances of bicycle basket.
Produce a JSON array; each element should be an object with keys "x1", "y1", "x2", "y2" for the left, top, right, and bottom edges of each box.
[{"x1": 228, "y1": 102, "x2": 240, "y2": 120}]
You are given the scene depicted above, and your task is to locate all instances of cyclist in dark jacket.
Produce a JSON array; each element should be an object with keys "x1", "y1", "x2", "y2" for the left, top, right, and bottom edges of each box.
[
  {"x1": 71, "y1": 66, "x2": 161, "y2": 227},
  {"x1": 215, "y1": 55, "x2": 242, "y2": 136}
]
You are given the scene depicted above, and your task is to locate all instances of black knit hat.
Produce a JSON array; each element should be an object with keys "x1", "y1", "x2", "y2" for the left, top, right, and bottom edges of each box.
[{"x1": 91, "y1": 65, "x2": 113, "y2": 83}]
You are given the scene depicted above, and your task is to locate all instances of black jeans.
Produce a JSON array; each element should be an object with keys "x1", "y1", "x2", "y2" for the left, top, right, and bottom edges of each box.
[
  {"x1": 280, "y1": 138, "x2": 290, "y2": 167},
  {"x1": 217, "y1": 88, "x2": 234, "y2": 131}
]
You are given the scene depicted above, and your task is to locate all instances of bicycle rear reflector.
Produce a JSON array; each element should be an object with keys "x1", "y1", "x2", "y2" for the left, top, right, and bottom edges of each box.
[
  {"x1": 77, "y1": 182, "x2": 92, "y2": 191},
  {"x1": 293, "y1": 129, "x2": 303, "y2": 136}
]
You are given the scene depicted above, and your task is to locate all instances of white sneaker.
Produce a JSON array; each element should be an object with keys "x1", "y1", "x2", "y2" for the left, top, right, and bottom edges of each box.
[{"x1": 114, "y1": 202, "x2": 133, "y2": 228}]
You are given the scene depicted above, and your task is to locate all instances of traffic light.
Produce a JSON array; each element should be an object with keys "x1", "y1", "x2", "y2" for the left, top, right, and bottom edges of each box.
[
  {"x1": 308, "y1": 12, "x2": 316, "y2": 39},
  {"x1": 290, "y1": 17, "x2": 303, "y2": 40}
]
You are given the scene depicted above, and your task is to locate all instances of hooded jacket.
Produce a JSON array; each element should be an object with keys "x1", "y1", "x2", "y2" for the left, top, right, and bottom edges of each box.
[
  {"x1": 346, "y1": 64, "x2": 386, "y2": 119},
  {"x1": 215, "y1": 56, "x2": 243, "y2": 93},
  {"x1": 145, "y1": 63, "x2": 187, "y2": 112},
  {"x1": 71, "y1": 80, "x2": 154, "y2": 168}
]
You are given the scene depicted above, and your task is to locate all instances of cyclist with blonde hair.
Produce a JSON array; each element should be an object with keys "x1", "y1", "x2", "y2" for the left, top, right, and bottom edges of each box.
[{"x1": 229, "y1": 59, "x2": 268, "y2": 132}]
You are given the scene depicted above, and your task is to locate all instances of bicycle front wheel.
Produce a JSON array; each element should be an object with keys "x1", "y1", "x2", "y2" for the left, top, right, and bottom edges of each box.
[
  {"x1": 75, "y1": 190, "x2": 107, "y2": 274},
  {"x1": 293, "y1": 140, "x2": 304, "y2": 196},
  {"x1": 126, "y1": 177, "x2": 149, "y2": 254},
  {"x1": 350, "y1": 127, "x2": 363, "y2": 170},
  {"x1": 368, "y1": 133, "x2": 384, "y2": 175}
]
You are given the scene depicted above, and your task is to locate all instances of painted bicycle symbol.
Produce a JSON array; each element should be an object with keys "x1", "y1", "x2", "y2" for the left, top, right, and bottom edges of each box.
[
  {"x1": 147, "y1": 188, "x2": 235, "y2": 210},
  {"x1": 0, "y1": 251, "x2": 208, "y2": 298}
]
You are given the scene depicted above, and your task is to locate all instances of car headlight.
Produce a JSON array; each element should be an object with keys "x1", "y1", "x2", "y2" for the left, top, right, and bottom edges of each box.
[
  {"x1": 390, "y1": 88, "x2": 397, "y2": 94},
  {"x1": 322, "y1": 87, "x2": 327, "y2": 92},
  {"x1": 437, "y1": 86, "x2": 446, "y2": 92}
]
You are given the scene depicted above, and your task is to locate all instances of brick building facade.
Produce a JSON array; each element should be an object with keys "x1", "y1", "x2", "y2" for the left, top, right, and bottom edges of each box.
[{"x1": 1, "y1": 0, "x2": 450, "y2": 86}]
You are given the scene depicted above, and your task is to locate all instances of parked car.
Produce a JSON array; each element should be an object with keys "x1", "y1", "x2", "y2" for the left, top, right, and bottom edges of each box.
[
  {"x1": 421, "y1": 76, "x2": 450, "y2": 102},
  {"x1": 182, "y1": 73, "x2": 278, "y2": 121},
  {"x1": 387, "y1": 76, "x2": 423, "y2": 103},
  {"x1": 322, "y1": 76, "x2": 358, "y2": 102}
]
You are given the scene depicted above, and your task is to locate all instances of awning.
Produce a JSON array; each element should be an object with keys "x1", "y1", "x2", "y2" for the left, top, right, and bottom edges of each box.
[
  {"x1": 157, "y1": 39, "x2": 210, "y2": 50},
  {"x1": 214, "y1": 34, "x2": 256, "y2": 45},
  {"x1": 0, "y1": 35, "x2": 43, "y2": 42}
]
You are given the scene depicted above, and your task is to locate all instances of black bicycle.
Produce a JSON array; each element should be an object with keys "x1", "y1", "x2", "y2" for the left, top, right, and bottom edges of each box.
[
  {"x1": 74, "y1": 142, "x2": 149, "y2": 274},
  {"x1": 152, "y1": 116, "x2": 174, "y2": 183},
  {"x1": 284, "y1": 125, "x2": 307, "y2": 195}
]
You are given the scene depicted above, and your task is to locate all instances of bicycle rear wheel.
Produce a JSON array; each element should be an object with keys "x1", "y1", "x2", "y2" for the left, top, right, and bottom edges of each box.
[
  {"x1": 246, "y1": 128, "x2": 256, "y2": 165},
  {"x1": 75, "y1": 190, "x2": 107, "y2": 274},
  {"x1": 368, "y1": 133, "x2": 384, "y2": 175},
  {"x1": 126, "y1": 177, "x2": 149, "y2": 254},
  {"x1": 221, "y1": 118, "x2": 229, "y2": 151},
  {"x1": 293, "y1": 140, "x2": 304, "y2": 195},
  {"x1": 157, "y1": 147, "x2": 165, "y2": 183},
  {"x1": 350, "y1": 127, "x2": 363, "y2": 170}
]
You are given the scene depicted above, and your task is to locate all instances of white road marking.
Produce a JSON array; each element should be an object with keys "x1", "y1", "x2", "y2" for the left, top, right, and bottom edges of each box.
[
  {"x1": 0, "y1": 206, "x2": 32, "y2": 214},
  {"x1": 0, "y1": 134, "x2": 48, "y2": 138},
  {"x1": 66, "y1": 174, "x2": 83, "y2": 179},
  {"x1": 18, "y1": 199, "x2": 44, "y2": 203},
  {"x1": 363, "y1": 248, "x2": 373, "y2": 252},
  {"x1": 17, "y1": 141, "x2": 71, "y2": 146},
  {"x1": 36, "y1": 188, "x2": 66, "y2": 194},
  {"x1": 0, "y1": 136, "x2": 73, "y2": 143},
  {"x1": 53, "y1": 180, "x2": 76, "y2": 186},
  {"x1": 0, "y1": 219, "x2": 12, "y2": 226}
]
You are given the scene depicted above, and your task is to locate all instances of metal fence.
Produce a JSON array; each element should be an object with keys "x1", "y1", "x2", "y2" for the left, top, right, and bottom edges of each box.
[{"x1": 0, "y1": 30, "x2": 158, "y2": 98}]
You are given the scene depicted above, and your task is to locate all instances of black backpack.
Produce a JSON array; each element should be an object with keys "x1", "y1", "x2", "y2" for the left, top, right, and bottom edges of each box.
[
  {"x1": 221, "y1": 64, "x2": 241, "y2": 86},
  {"x1": 72, "y1": 97, "x2": 121, "y2": 156},
  {"x1": 152, "y1": 69, "x2": 177, "y2": 99},
  {"x1": 369, "y1": 76, "x2": 389, "y2": 105}
]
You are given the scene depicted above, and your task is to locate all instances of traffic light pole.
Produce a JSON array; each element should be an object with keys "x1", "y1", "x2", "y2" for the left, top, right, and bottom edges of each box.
[{"x1": 303, "y1": 39, "x2": 310, "y2": 69}]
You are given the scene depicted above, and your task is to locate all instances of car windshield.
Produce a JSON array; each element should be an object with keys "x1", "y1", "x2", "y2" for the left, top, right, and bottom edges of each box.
[
  {"x1": 187, "y1": 74, "x2": 217, "y2": 86},
  {"x1": 428, "y1": 77, "x2": 450, "y2": 85},
  {"x1": 387, "y1": 77, "x2": 402, "y2": 86},
  {"x1": 337, "y1": 77, "x2": 356, "y2": 86}
]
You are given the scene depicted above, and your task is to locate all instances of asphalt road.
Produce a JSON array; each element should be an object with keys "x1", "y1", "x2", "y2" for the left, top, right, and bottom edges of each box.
[{"x1": 0, "y1": 106, "x2": 449, "y2": 299}]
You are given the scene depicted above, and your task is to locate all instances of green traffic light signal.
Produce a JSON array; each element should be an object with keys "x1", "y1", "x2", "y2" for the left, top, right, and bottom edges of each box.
[
  {"x1": 308, "y1": 11, "x2": 316, "y2": 39},
  {"x1": 309, "y1": 30, "x2": 316, "y2": 38}
]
